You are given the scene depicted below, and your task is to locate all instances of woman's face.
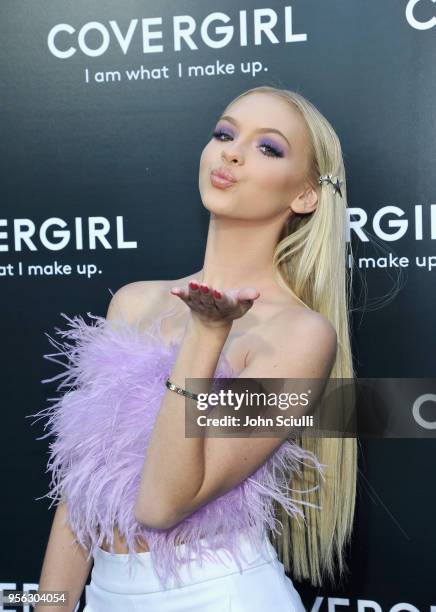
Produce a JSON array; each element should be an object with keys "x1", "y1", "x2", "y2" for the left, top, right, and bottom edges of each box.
[{"x1": 199, "y1": 92, "x2": 313, "y2": 222}]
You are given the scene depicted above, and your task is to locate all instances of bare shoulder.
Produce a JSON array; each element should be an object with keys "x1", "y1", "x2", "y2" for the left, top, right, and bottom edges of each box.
[
  {"x1": 106, "y1": 279, "x2": 174, "y2": 325},
  {"x1": 289, "y1": 307, "x2": 336, "y2": 340},
  {"x1": 274, "y1": 306, "x2": 337, "y2": 350},
  {"x1": 248, "y1": 304, "x2": 338, "y2": 378},
  {"x1": 105, "y1": 271, "x2": 201, "y2": 325}
]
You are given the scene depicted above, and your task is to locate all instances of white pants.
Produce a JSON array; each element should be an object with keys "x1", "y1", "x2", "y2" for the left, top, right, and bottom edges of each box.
[{"x1": 83, "y1": 531, "x2": 306, "y2": 611}]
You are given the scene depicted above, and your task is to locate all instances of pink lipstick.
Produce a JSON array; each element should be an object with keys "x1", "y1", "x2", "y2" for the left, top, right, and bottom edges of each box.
[{"x1": 210, "y1": 167, "x2": 237, "y2": 189}]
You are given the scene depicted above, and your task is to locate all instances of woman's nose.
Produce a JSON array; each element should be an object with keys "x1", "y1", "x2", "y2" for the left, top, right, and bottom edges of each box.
[{"x1": 221, "y1": 147, "x2": 243, "y2": 164}]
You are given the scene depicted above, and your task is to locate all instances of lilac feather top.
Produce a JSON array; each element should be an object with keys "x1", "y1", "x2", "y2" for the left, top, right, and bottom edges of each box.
[{"x1": 27, "y1": 307, "x2": 326, "y2": 588}]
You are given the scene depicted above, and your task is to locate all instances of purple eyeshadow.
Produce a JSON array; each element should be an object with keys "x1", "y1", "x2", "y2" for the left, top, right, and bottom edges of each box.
[
  {"x1": 260, "y1": 137, "x2": 284, "y2": 156},
  {"x1": 217, "y1": 126, "x2": 235, "y2": 137},
  {"x1": 214, "y1": 122, "x2": 285, "y2": 158}
]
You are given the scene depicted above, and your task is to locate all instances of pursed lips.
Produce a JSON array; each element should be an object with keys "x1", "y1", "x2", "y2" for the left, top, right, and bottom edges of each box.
[{"x1": 211, "y1": 167, "x2": 237, "y2": 183}]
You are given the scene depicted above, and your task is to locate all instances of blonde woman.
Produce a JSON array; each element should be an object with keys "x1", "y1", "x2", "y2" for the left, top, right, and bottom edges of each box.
[{"x1": 31, "y1": 86, "x2": 356, "y2": 611}]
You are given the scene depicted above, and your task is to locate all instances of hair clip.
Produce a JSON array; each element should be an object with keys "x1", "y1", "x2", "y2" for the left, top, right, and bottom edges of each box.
[{"x1": 318, "y1": 174, "x2": 343, "y2": 198}]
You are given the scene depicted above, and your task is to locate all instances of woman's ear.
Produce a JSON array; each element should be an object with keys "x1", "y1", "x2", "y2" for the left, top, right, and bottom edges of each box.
[{"x1": 289, "y1": 186, "x2": 318, "y2": 215}]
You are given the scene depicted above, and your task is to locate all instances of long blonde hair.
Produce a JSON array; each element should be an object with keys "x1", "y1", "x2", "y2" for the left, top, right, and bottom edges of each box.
[{"x1": 224, "y1": 86, "x2": 357, "y2": 587}]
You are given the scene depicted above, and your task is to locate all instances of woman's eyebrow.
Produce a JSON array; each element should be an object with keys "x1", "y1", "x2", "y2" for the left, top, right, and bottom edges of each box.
[{"x1": 218, "y1": 115, "x2": 291, "y2": 148}]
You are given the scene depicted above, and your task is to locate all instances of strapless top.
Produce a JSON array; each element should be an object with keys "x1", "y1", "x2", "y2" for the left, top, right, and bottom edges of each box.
[{"x1": 27, "y1": 306, "x2": 325, "y2": 588}]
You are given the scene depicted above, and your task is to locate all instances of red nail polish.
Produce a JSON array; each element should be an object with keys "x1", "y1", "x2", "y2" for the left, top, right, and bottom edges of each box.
[
  {"x1": 189, "y1": 281, "x2": 199, "y2": 290},
  {"x1": 213, "y1": 290, "x2": 222, "y2": 299},
  {"x1": 200, "y1": 284, "x2": 209, "y2": 293}
]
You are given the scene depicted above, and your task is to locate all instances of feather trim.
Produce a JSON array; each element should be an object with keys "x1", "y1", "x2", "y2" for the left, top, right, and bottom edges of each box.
[{"x1": 26, "y1": 308, "x2": 326, "y2": 588}]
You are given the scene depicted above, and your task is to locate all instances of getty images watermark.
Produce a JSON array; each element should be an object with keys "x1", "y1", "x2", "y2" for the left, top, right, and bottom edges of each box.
[
  {"x1": 195, "y1": 385, "x2": 314, "y2": 430},
  {"x1": 182, "y1": 377, "x2": 436, "y2": 438}
]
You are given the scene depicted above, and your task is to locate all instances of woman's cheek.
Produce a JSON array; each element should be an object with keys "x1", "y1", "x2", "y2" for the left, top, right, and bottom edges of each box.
[
  {"x1": 199, "y1": 147, "x2": 207, "y2": 168},
  {"x1": 252, "y1": 167, "x2": 289, "y2": 194},
  {"x1": 199, "y1": 144, "x2": 214, "y2": 174}
]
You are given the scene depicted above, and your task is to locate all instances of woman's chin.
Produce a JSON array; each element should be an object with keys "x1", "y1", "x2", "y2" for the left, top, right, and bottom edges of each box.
[{"x1": 201, "y1": 197, "x2": 236, "y2": 214}]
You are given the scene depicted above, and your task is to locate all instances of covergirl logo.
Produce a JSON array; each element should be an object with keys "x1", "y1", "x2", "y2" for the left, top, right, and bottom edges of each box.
[
  {"x1": 312, "y1": 596, "x2": 436, "y2": 610},
  {"x1": 412, "y1": 393, "x2": 436, "y2": 429},
  {"x1": 405, "y1": 0, "x2": 436, "y2": 30},
  {"x1": 0, "y1": 217, "x2": 136, "y2": 252},
  {"x1": 1, "y1": 206, "x2": 436, "y2": 254},
  {"x1": 47, "y1": 7, "x2": 307, "y2": 59},
  {"x1": 348, "y1": 205, "x2": 436, "y2": 242}
]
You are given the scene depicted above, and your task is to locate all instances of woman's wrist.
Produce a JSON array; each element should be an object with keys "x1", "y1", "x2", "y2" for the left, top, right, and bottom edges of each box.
[
  {"x1": 186, "y1": 312, "x2": 232, "y2": 340},
  {"x1": 166, "y1": 313, "x2": 231, "y2": 396}
]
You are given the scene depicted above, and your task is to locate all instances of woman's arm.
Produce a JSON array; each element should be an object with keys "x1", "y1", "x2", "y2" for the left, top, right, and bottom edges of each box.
[
  {"x1": 132, "y1": 281, "x2": 337, "y2": 529},
  {"x1": 134, "y1": 312, "x2": 231, "y2": 528},
  {"x1": 34, "y1": 502, "x2": 92, "y2": 612}
]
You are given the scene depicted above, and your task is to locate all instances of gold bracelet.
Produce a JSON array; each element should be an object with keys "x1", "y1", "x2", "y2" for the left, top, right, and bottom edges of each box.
[{"x1": 165, "y1": 378, "x2": 201, "y2": 401}]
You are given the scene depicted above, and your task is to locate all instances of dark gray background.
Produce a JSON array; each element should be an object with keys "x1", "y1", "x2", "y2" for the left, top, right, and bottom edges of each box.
[{"x1": 1, "y1": 1, "x2": 435, "y2": 609}]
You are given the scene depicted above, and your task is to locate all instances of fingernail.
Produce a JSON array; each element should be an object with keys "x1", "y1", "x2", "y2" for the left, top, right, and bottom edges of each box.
[
  {"x1": 189, "y1": 281, "x2": 199, "y2": 290},
  {"x1": 213, "y1": 290, "x2": 222, "y2": 299},
  {"x1": 200, "y1": 284, "x2": 209, "y2": 293}
]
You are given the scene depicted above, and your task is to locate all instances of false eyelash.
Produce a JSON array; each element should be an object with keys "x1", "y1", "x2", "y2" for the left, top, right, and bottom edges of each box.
[{"x1": 211, "y1": 130, "x2": 284, "y2": 158}]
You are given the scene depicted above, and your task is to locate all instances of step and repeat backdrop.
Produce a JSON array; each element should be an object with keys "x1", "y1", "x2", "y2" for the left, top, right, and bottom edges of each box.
[{"x1": 1, "y1": 1, "x2": 435, "y2": 610}]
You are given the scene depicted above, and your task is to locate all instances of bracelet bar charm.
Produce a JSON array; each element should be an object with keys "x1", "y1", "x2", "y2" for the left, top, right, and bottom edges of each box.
[{"x1": 165, "y1": 378, "x2": 203, "y2": 401}]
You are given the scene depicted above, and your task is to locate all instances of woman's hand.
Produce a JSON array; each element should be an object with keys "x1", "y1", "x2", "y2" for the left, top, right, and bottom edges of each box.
[{"x1": 170, "y1": 280, "x2": 260, "y2": 329}]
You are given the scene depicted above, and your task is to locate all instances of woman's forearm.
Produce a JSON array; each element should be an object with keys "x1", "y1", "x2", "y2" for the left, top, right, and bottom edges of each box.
[
  {"x1": 35, "y1": 502, "x2": 92, "y2": 612},
  {"x1": 134, "y1": 315, "x2": 230, "y2": 527}
]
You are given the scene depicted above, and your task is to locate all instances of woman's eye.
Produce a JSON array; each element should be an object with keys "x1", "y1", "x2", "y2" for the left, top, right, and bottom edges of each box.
[
  {"x1": 212, "y1": 129, "x2": 231, "y2": 141},
  {"x1": 259, "y1": 143, "x2": 283, "y2": 158},
  {"x1": 211, "y1": 130, "x2": 283, "y2": 158}
]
